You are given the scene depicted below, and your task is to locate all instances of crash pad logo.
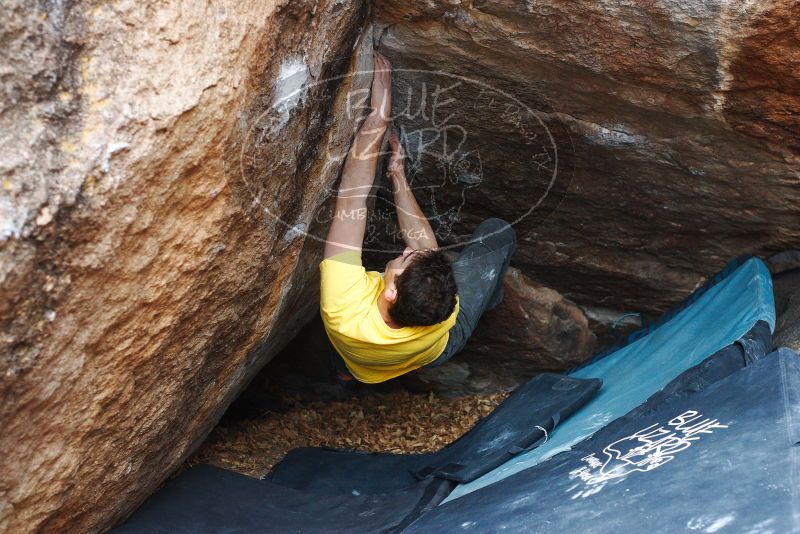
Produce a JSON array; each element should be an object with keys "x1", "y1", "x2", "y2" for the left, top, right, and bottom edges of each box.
[{"x1": 569, "y1": 410, "x2": 728, "y2": 487}]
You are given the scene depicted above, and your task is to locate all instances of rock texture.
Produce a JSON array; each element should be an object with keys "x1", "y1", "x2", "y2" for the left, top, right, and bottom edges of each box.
[
  {"x1": 0, "y1": 1, "x2": 370, "y2": 531},
  {"x1": 771, "y1": 252, "x2": 800, "y2": 354},
  {"x1": 408, "y1": 267, "x2": 596, "y2": 396},
  {"x1": 773, "y1": 268, "x2": 800, "y2": 353},
  {"x1": 462, "y1": 268, "x2": 595, "y2": 366},
  {"x1": 370, "y1": 0, "x2": 800, "y2": 313}
]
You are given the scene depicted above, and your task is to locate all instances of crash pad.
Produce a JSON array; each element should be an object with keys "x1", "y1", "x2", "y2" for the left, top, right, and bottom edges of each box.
[
  {"x1": 113, "y1": 464, "x2": 451, "y2": 534},
  {"x1": 449, "y1": 256, "x2": 775, "y2": 501},
  {"x1": 407, "y1": 348, "x2": 799, "y2": 533}
]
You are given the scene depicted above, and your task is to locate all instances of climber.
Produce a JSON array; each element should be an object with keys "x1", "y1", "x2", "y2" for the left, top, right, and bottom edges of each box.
[{"x1": 320, "y1": 53, "x2": 516, "y2": 384}]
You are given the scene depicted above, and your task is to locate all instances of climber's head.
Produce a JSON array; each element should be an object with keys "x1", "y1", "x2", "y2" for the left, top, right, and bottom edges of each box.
[{"x1": 383, "y1": 247, "x2": 458, "y2": 327}]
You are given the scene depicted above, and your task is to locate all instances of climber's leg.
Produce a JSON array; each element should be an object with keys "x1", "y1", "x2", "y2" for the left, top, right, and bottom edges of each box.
[
  {"x1": 328, "y1": 347, "x2": 355, "y2": 385},
  {"x1": 427, "y1": 218, "x2": 516, "y2": 367}
]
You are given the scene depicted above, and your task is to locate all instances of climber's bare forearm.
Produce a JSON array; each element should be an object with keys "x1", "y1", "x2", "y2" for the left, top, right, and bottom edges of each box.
[
  {"x1": 324, "y1": 52, "x2": 392, "y2": 259},
  {"x1": 340, "y1": 115, "x2": 387, "y2": 196},
  {"x1": 392, "y1": 171, "x2": 438, "y2": 250},
  {"x1": 324, "y1": 116, "x2": 387, "y2": 258}
]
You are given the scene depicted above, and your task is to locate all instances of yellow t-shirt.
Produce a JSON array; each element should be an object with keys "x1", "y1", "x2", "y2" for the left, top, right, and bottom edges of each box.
[{"x1": 319, "y1": 250, "x2": 459, "y2": 383}]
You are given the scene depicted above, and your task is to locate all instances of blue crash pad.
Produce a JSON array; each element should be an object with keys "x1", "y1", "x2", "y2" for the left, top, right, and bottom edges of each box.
[
  {"x1": 447, "y1": 256, "x2": 775, "y2": 502},
  {"x1": 408, "y1": 348, "x2": 800, "y2": 533}
]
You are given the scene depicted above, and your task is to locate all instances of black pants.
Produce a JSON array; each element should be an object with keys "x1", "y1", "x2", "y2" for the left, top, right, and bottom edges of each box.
[{"x1": 428, "y1": 218, "x2": 517, "y2": 367}]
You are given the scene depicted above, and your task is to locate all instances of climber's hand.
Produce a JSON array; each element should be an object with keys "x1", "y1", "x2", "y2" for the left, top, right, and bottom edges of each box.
[{"x1": 370, "y1": 53, "x2": 392, "y2": 124}]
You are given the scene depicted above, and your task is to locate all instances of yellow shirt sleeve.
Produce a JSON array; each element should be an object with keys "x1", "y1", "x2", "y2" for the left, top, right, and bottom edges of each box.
[{"x1": 319, "y1": 250, "x2": 374, "y2": 330}]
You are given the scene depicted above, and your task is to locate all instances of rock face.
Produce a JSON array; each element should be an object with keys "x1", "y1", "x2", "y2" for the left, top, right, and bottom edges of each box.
[
  {"x1": 771, "y1": 252, "x2": 800, "y2": 354},
  {"x1": 460, "y1": 268, "x2": 596, "y2": 366},
  {"x1": 370, "y1": 0, "x2": 800, "y2": 314},
  {"x1": 0, "y1": 1, "x2": 370, "y2": 531},
  {"x1": 407, "y1": 267, "x2": 596, "y2": 396},
  {"x1": 773, "y1": 269, "x2": 800, "y2": 353}
]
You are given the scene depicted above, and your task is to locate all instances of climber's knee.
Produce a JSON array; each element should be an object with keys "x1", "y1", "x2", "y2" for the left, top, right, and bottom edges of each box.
[{"x1": 471, "y1": 218, "x2": 516, "y2": 251}]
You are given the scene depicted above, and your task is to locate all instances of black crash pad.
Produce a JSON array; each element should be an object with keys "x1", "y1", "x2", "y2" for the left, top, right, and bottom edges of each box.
[
  {"x1": 113, "y1": 464, "x2": 451, "y2": 534},
  {"x1": 267, "y1": 373, "x2": 601, "y2": 494}
]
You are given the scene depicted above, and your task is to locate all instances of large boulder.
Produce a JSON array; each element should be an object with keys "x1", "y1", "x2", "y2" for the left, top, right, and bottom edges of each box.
[
  {"x1": 0, "y1": 1, "x2": 370, "y2": 531},
  {"x1": 369, "y1": 0, "x2": 800, "y2": 314}
]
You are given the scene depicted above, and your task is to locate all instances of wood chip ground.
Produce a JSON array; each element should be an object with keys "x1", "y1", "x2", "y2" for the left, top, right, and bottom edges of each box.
[{"x1": 189, "y1": 391, "x2": 508, "y2": 478}]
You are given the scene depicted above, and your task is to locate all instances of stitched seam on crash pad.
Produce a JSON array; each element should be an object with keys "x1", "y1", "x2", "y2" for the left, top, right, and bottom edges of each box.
[{"x1": 780, "y1": 355, "x2": 800, "y2": 530}]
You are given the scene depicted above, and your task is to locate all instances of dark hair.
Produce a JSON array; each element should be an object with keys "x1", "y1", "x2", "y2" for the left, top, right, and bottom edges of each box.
[{"x1": 389, "y1": 249, "x2": 458, "y2": 327}]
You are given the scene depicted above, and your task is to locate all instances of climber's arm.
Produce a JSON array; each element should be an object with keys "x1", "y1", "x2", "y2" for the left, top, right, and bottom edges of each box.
[
  {"x1": 324, "y1": 54, "x2": 392, "y2": 259},
  {"x1": 388, "y1": 133, "x2": 438, "y2": 250}
]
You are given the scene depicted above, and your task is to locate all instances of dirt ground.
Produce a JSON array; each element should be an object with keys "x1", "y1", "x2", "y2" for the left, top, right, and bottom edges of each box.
[{"x1": 188, "y1": 390, "x2": 508, "y2": 478}]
